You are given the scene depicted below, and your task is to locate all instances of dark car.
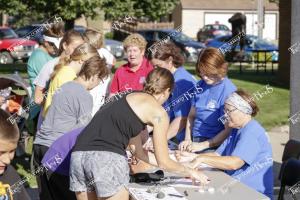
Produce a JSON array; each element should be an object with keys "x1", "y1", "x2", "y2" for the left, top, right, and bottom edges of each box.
[
  {"x1": 206, "y1": 34, "x2": 278, "y2": 61},
  {"x1": 137, "y1": 29, "x2": 205, "y2": 63},
  {"x1": 197, "y1": 24, "x2": 231, "y2": 43},
  {"x1": 15, "y1": 25, "x2": 85, "y2": 43},
  {"x1": 15, "y1": 24, "x2": 45, "y2": 43}
]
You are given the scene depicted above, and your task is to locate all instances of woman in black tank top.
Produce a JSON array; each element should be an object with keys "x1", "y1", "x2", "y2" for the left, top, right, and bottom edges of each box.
[{"x1": 70, "y1": 68, "x2": 210, "y2": 200}]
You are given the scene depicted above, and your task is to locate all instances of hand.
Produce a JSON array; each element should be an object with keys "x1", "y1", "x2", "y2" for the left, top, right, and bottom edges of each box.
[
  {"x1": 189, "y1": 156, "x2": 205, "y2": 169},
  {"x1": 143, "y1": 137, "x2": 154, "y2": 152},
  {"x1": 0, "y1": 96, "x2": 5, "y2": 106},
  {"x1": 178, "y1": 140, "x2": 192, "y2": 152},
  {"x1": 188, "y1": 168, "x2": 210, "y2": 185},
  {"x1": 175, "y1": 150, "x2": 197, "y2": 162}
]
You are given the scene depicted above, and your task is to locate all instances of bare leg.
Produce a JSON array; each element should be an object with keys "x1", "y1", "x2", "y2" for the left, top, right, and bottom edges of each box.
[
  {"x1": 75, "y1": 191, "x2": 97, "y2": 200},
  {"x1": 99, "y1": 187, "x2": 129, "y2": 200}
]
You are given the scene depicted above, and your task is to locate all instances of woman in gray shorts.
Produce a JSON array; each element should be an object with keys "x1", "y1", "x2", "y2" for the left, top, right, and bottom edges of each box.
[{"x1": 70, "y1": 68, "x2": 209, "y2": 200}]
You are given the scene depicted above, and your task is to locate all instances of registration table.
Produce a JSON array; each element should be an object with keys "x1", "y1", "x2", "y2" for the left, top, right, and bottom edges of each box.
[{"x1": 128, "y1": 167, "x2": 270, "y2": 200}]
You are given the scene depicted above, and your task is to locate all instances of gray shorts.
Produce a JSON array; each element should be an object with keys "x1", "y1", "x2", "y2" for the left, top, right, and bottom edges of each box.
[{"x1": 69, "y1": 151, "x2": 129, "y2": 197}]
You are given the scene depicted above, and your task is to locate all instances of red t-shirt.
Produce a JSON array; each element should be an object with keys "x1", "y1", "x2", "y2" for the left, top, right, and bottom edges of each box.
[{"x1": 110, "y1": 58, "x2": 153, "y2": 94}]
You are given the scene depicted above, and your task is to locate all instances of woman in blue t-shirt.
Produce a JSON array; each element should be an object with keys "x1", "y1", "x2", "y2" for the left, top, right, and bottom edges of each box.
[
  {"x1": 177, "y1": 89, "x2": 273, "y2": 199},
  {"x1": 179, "y1": 47, "x2": 236, "y2": 152},
  {"x1": 151, "y1": 42, "x2": 197, "y2": 142}
]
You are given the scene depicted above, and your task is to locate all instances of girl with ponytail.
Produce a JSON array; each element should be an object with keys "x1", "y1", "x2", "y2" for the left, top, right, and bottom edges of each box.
[{"x1": 42, "y1": 43, "x2": 100, "y2": 117}]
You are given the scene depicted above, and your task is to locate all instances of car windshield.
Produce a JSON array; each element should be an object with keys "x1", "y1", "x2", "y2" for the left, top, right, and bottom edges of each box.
[
  {"x1": 0, "y1": 29, "x2": 18, "y2": 39},
  {"x1": 170, "y1": 31, "x2": 192, "y2": 42}
]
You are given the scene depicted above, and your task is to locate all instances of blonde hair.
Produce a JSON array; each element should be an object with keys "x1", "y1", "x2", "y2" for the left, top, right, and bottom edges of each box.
[
  {"x1": 83, "y1": 28, "x2": 104, "y2": 49},
  {"x1": 123, "y1": 33, "x2": 147, "y2": 51},
  {"x1": 51, "y1": 43, "x2": 99, "y2": 80},
  {"x1": 58, "y1": 30, "x2": 84, "y2": 56}
]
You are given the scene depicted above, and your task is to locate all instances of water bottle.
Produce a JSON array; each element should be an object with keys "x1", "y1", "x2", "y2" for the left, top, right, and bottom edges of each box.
[{"x1": 0, "y1": 87, "x2": 12, "y2": 99}]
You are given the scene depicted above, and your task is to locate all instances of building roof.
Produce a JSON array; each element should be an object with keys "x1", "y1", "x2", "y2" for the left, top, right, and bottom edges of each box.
[{"x1": 180, "y1": 0, "x2": 278, "y2": 11}]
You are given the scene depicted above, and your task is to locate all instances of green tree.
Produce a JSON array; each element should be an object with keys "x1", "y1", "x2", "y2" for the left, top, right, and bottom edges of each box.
[
  {"x1": 102, "y1": 0, "x2": 179, "y2": 21},
  {"x1": 1, "y1": 0, "x2": 180, "y2": 28}
]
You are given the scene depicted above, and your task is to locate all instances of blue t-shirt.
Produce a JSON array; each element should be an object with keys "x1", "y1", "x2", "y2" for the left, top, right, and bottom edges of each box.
[
  {"x1": 27, "y1": 48, "x2": 53, "y2": 119},
  {"x1": 192, "y1": 77, "x2": 236, "y2": 139},
  {"x1": 216, "y1": 119, "x2": 273, "y2": 199},
  {"x1": 163, "y1": 67, "x2": 197, "y2": 142}
]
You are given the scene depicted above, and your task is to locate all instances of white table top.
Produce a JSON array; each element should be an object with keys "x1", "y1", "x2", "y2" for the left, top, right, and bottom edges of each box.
[{"x1": 129, "y1": 168, "x2": 270, "y2": 200}]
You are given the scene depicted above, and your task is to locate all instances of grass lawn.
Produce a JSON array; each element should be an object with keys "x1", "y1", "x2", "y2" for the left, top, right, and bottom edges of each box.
[{"x1": 0, "y1": 61, "x2": 290, "y2": 188}]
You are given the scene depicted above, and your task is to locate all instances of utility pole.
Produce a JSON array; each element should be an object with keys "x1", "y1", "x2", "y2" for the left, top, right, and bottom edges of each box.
[{"x1": 257, "y1": 0, "x2": 264, "y2": 39}]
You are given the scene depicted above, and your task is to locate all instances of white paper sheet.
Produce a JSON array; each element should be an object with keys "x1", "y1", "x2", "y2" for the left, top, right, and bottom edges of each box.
[{"x1": 129, "y1": 186, "x2": 188, "y2": 200}]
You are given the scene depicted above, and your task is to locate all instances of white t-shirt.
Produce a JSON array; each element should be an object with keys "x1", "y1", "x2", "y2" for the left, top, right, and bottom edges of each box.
[
  {"x1": 89, "y1": 75, "x2": 112, "y2": 116},
  {"x1": 97, "y1": 48, "x2": 115, "y2": 69},
  {"x1": 33, "y1": 57, "x2": 60, "y2": 88}
]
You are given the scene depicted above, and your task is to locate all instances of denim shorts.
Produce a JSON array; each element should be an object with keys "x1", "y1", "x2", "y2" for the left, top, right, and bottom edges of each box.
[{"x1": 69, "y1": 151, "x2": 129, "y2": 197}]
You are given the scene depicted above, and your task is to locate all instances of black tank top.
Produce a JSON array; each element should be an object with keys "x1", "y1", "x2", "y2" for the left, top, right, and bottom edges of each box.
[{"x1": 72, "y1": 92, "x2": 146, "y2": 156}]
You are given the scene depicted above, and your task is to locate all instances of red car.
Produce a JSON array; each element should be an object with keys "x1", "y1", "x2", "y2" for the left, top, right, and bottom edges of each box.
[
  {"x1": 0, "y1": 27, "x2": 38, "y2": 64},
  {"x1": 197, "y1": 23, "x2": 231, "y2": 43}
]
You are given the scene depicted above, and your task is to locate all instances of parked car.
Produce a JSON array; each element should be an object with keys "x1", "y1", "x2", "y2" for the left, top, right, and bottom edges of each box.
[
  {"x1": 206, "y1": 34, "x2": 278, "y2": 61},
  {"x1": 197, "y1": 24, "x2": 231, "y2": 43},
  {"x1": 0, "y1": 27, "x2": 38, "y2": 64},
  {"x1": 137, "y1": 29, "x2": 206, "y2": 63},
  {"x1": 15, "y1": 24, "x2": 44, "y2": 43},
  {"x1": 104, "y1": 39, "x2": 124, "y2": 59}
]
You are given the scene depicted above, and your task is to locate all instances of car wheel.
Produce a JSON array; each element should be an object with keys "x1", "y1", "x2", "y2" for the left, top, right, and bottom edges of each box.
[{"x1": 0, "y1": 51, "x2": 14, "y2": 64}]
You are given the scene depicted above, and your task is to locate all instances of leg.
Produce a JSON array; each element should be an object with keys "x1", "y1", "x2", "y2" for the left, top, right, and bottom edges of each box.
[{"x1": 76, "y1": 191, "x2": 98, "y2": 200}]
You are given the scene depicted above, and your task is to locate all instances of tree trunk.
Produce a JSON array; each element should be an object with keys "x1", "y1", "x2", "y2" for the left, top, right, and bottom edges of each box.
[
  {"x1": 277, "y1": 0, "x2": 291, "y2": 87},
  {"x1": 65, "y1": 19, "x2": 75, "y2": 31}
]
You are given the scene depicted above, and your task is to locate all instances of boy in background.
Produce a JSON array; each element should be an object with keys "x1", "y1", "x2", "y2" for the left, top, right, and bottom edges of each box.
[{"x1": 0, "y1": 109, "x2": 30, "y2": 200}]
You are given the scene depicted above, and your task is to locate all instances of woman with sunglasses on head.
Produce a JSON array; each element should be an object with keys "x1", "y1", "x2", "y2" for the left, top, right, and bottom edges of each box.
[
  {"x1": 179, "y1": 47, "x2": 237, "y2": 152},
  {"x1": 176, "y1": 89, "x2": 273, "y2": 199},
  {"x1": 27, "y1": 21, "x2": 65, "y2": 129}
]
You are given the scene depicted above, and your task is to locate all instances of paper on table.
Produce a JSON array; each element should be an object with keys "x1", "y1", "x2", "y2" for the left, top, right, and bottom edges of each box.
[
  {"x1": 129, "y1": 186, "x2": 187, "y2": 200},
  {"x1": 169, "y1": 178, "x2": 201, "y2": 188}
]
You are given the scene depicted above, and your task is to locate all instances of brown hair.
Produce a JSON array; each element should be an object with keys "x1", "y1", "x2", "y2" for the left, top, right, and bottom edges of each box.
[
  {"x1": 143, "y1": 68, "x2": 174, "y2": 95},
  {"x1": 0, "y1": 110, "x2": 19, "y2": 141},
  {"x1": 83, "y1": 29, "x2": 104, "y2": 49},
  {"x1": 58, "y1": 30, "x2": 84, "y2": 56},
  {"x1": 236, "y1": 89, "x2": 259, "y2": 117},
  {"x1": 151, "y1": 42, "x2": 184, "y2": 68},
  {"x1": 123, "y1": 33, "x2": 147, "y2": 51},
  {"x1": 51, "y1": 43, "x2": 99, "y2": 80},
  {"x1": 43, "y1": 20, "x2": 65, "y2": 38},
  {"x1": 196, "y1": 47, "x2": 228, "y2": 79},
  {"x1": 78, "y1": 56, "x2": 109, "y2": 81}
]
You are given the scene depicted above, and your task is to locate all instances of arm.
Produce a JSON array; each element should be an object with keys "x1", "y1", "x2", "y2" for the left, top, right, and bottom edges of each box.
[
  {"x1": 192, "y1": 155, "x2": 245, "y2": 171},
  {"x1": 109, "y1": 70, "x2": 119, "y2": 96},
  {"x1": 178, "y1": 107, "x2": 196, "y2": 151},
  {"x1": 191, "y1": 125, "x2": 232, "y2": 152},
  {"x1": 167, "y1": 116, "x2": 187, "y2": 140},
  {"x1": 185, "y1": 107, "x2": 196, "y2": 141},
  {"x1": 34, "y1": 86, "x2": 46, "y2": 105}
]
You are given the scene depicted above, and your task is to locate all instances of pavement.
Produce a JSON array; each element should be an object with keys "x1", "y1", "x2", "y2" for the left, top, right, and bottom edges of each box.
[{"x1": 26, "y1": 125, "x2": 299, "y2": 200}]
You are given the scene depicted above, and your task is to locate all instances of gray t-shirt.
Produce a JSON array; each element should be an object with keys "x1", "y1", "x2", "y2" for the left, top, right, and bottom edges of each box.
[{"x1": 34, "y1": 81, "x2": 93, "y2": 147}]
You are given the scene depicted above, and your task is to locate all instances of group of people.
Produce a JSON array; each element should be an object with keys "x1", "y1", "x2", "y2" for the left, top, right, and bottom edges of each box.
[{"x1": 0, "y1": 20, "x2": 273, "y2": 200}]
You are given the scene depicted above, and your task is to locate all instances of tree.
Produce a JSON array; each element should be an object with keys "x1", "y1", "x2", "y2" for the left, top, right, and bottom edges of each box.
[
  {"x1": 1, "y1": 0, "x2": 180, "y2": 28},
  {"x1": 102, "y1": 0, "x2": 179, "y2": 21}
]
